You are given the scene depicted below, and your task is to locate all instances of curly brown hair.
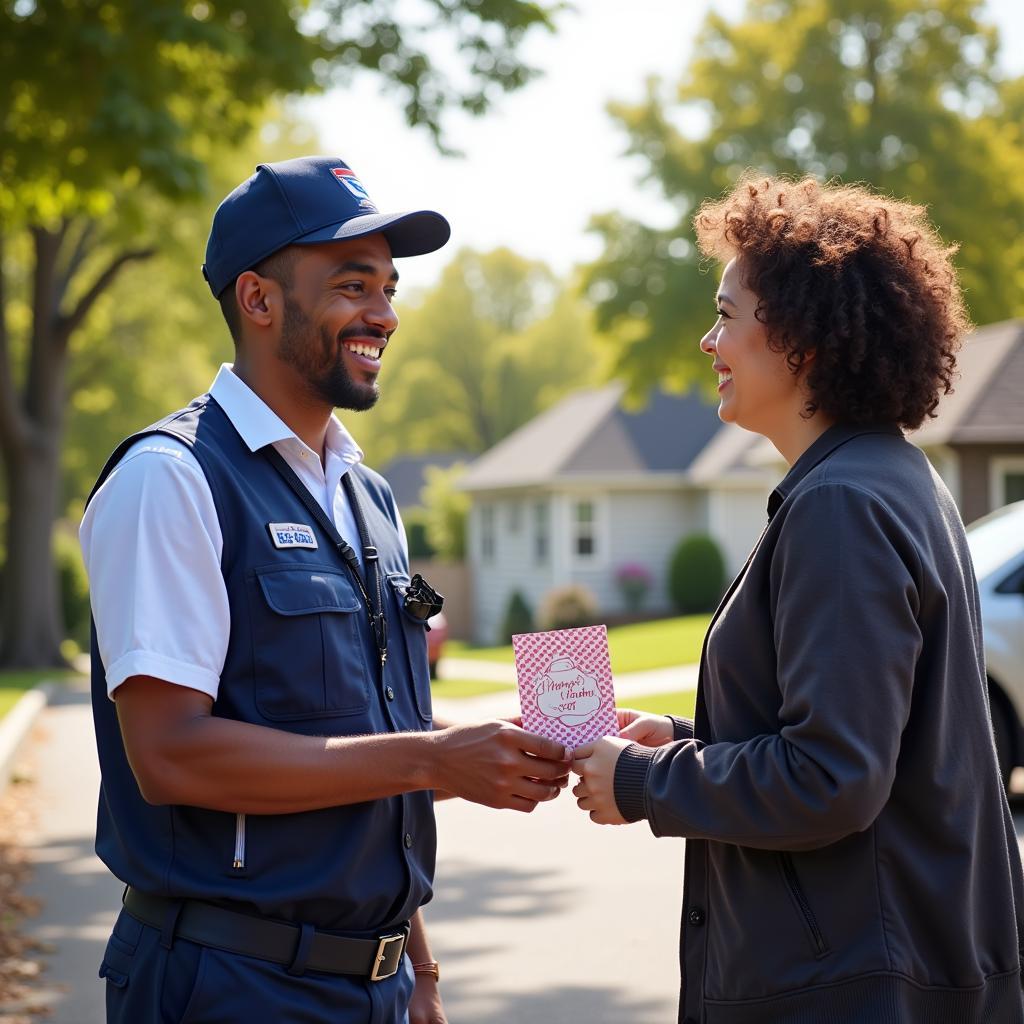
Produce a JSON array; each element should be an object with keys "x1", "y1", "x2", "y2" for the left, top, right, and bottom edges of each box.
[{"x1": 693, "y1": 176, "x2": 970, "y2": 429}]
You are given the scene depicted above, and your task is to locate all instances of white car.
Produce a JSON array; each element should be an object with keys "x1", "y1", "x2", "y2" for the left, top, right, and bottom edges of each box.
[{"x1": 967, "y1": 501, "x2": 1024, "y2": 786}]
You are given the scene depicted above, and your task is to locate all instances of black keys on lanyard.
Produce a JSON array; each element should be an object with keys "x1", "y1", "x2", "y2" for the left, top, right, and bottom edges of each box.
[{"x1": 261, "y1": 447, "x2": 388, "y2": 668}]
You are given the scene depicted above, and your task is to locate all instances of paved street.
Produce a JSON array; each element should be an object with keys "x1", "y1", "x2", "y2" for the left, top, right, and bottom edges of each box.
[{"x1": 9, "y1": 681, "x2": 1024, "y2": 1022}]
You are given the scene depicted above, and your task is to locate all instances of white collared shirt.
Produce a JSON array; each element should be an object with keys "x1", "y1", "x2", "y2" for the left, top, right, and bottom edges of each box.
[{"x1": 79, "y1": 364, "x2": 404, "y2": 700}]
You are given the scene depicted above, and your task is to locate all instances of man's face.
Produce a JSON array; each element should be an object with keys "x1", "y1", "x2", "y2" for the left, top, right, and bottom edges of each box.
[{"x1": 275, "y1": 234, "x2": 399, "y2": 412}]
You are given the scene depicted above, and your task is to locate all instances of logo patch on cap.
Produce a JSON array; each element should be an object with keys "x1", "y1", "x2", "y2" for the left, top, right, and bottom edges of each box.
[
  {"x1": 268, "y1": 522, "x2": 318, "y2": 550},
  {"x1": 330, "y1": 168, "x2": 378, "y2": 212}
]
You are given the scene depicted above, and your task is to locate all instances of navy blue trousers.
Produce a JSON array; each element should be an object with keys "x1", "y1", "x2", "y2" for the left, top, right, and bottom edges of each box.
[{"x1": 99, "y1": 908, "x2": 414, "y2": 1023}]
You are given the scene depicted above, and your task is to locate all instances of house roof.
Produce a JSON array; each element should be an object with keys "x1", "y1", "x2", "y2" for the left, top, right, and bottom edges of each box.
[
  {"x1": 459, "y1": 383, "x2": 724, "y2": 492},
  {"x1": 377, "y1": 450, "x2": 472, "y2": 508},
  {"x1": 705, "y1": 319, "x2": 1024, "y2": 477},
  {"x1": 459, "y1": 320, "x2": 1024, "y2": 494},
  {"x1": 911, "y1": 319, "x2": 1024, "y2": 446}
]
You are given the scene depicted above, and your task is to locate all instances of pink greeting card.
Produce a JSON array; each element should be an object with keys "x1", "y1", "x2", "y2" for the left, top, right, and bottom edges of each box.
[{"x1": 512, "y1": 625, "x2": 619, "y2": 750}]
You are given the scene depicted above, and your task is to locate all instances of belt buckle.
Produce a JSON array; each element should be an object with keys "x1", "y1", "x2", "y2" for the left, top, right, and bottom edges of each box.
[{"x1": 370, "y1": 932, "x2": 406, "y2": 982}]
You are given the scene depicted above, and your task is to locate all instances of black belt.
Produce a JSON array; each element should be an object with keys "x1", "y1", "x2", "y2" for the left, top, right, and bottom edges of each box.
[{"x1": 123, "y1": 887, "x2": 408, "y2": 981}]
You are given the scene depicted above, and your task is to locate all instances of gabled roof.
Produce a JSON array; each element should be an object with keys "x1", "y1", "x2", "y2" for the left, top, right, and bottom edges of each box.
[
  {"x1": 377, "y1": 451, "x2": 472, "y2": 508},
  {"x1": 701, "y1": 319, "x2": 1024, "y2": 478},
  {"x1": 459, "y1": 383, "x2": 723, "y2": 492},
  {"x1": 912, "y1": 319, "x2": 1024, "y2": 445}
]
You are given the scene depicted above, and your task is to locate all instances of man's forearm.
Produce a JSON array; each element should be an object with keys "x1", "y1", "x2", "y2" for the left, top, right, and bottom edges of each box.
[{"x1": 133, "y1": 713, "x2": 436, "y2": 814}]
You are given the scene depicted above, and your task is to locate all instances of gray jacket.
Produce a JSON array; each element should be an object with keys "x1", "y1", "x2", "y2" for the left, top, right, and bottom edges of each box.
[{"x1": 616, "y1": 425, "x2": 1024, "y2": 1023}]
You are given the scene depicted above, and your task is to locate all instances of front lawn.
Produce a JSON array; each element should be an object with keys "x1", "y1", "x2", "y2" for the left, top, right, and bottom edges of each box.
[
  {"x1": 622, "y1": 689, "x2": 697, "y2": 720},
  {"x1": 445, "y1": 614, "x2": 711, "y2": 673},
  {"x1": 0, "y1": 670, "x2": 77, "y2": 721},
  {"x1": 429, "y1": 678, "x2": 514, "y2": 699}
]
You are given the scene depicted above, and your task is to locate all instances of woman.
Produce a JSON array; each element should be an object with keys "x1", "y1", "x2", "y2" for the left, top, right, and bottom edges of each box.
[{"x1": 572, "y1": 176, "x2": 1024, "y2": 1023}]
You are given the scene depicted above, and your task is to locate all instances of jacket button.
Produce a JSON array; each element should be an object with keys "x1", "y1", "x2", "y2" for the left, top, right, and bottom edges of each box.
[
  {"x1": 404, "y1": 833, "x2": 413, "y2": 849},
  {"x1": 385, "y1": 686, "x2": 395, "y2": 701},
  {"x1": 688, "y1": 907, "x2": 705, "y2": 927}
]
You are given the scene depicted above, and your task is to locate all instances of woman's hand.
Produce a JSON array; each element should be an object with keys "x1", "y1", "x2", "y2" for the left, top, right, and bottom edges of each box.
[
  {"x1": 616, "y1": 708, "x2": 675, "y2": 747},
  {"x1": 571, "y1": 736, "x2": 634, "y2": 825}
]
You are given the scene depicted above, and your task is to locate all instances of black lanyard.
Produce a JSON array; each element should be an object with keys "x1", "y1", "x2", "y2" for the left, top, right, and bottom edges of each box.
[{"x1": 262, "y1": 447, "x2": 388, "y2": 667}]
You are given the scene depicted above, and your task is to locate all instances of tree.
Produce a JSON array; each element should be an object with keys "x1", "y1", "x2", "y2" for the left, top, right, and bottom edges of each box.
[
  {"x1": 421, "y1": 463, "x2": 470, "y2": 560},
  {"x1": 357, "y1": 247, "x2": 604, "y2": 467},
  {"x1": 0, "y1": 0, "x2": 561, "y2": 667},
  {"x1": 584, "y1": 0, "x2": 1024, "y2": 394}
]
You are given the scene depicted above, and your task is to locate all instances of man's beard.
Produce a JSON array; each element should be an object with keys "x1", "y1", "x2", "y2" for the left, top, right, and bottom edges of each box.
[{"x1": 277, "y1": 293, "x2": 380, "y2": 412}]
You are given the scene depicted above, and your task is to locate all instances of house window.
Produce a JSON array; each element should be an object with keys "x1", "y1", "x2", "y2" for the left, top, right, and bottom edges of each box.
[
  {"x1": 533, "y1": 500, "x2": 549, "y2": 563},
  {"x1": 1005, "y1": 472, "x2": 1024, "y2": 505},
  {"x1": 480, "y1": 505, "x2": 496, "y2": 562},
  {"x1": 572, "y1": 500, "x2": 597, "y2": 559},
  {"x1": 507, "y1": 500, "x2": 522, "y2": 533},
  {"x1": 992, "y1": 457, "x2": 1024, "y2": 508}
]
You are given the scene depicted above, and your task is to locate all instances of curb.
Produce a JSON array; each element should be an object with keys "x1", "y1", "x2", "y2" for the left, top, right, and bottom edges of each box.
[{"x1": 0, "y1": 682, "x2": 53, "y2": 795}]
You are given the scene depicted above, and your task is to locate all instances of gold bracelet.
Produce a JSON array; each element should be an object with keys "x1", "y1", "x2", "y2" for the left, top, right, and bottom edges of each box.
[{"x1": 412, "y1": 959, "x2": 441, "y2": 981}]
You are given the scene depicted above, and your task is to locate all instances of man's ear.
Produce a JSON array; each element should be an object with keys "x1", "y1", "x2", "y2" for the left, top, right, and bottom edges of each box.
[{"x1": 235, "y1": 271, "x2": 276, "y2": 330}]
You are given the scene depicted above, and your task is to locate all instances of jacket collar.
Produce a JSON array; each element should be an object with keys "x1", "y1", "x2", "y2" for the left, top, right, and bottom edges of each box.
[{"x1": 767, "y1": 422, "x2": 903, "y2": 517}]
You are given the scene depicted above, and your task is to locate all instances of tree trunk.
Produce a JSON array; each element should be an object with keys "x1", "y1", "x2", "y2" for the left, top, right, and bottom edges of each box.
[
  {"x1": 0, "y1": 437, "x2": 68, "y2": 667},
  {"x1": 0, "y1": 222, "x2": 152, "y2": 669}
]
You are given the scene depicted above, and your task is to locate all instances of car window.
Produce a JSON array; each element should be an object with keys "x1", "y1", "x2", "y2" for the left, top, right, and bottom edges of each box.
[{"x1": 967, "y1": 503, "x2": 1024, "y2": 579}]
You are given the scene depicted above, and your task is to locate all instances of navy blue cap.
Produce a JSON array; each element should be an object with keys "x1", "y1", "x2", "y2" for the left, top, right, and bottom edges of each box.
[{"x1": 202, "y1": 156, "x2": 451, "y2": 297}]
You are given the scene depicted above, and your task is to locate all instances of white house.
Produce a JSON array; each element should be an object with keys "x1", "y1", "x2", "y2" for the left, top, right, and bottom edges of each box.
[
  {"x1": 458, "y1": 319, "x2": 1024, "y2": 644},
  {"x1": 458, "y1": 385, "x2": 770, "y2": 643}
]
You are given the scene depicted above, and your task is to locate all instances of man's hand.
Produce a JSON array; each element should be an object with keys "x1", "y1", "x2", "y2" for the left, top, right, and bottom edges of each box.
[
  {"x1": 571, "y1": 736, "x2": 634, "y2": 825},
  {"x1": 616, "y1": 708, "x2": 675, "y2": 747},
  {"x1": 429, "y1": 721, "x2": 572, "y2": 812},
  {"x1": 408, "y1": 974, "x2": 446, "y2": 1024}
]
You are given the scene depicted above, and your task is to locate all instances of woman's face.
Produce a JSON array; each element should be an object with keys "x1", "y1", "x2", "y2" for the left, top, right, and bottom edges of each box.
[{"x1": 699, "y1": 258, "x2": 804, "y2": 438}]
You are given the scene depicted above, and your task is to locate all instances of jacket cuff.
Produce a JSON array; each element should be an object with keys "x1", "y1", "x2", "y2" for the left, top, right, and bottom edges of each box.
[
  {"x1": 614, "y1": 743, "x2": 656, "y2": 822},
  {"x1": 669, "y1": 716, "x2": 694, "y2": 741}
]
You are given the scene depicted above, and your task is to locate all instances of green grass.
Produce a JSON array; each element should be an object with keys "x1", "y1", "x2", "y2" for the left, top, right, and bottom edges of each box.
[
  {"x1": 445, "y1": 614, "x2": 711, "y2": 673},
  {"x1": 622, "y1": 689, "x2": 698, "y2": 719},
  {"x1": 0, "y1": 669, "x2": 78, "y2": 721},
  {"x1": 429, "y1": 677, "x2": 514, "y2": 699}
]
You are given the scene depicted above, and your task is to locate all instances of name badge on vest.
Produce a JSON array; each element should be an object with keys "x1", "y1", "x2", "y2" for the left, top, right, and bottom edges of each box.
[{"x1": 268, "y1": 522, "x2": 318, "y2": 550}]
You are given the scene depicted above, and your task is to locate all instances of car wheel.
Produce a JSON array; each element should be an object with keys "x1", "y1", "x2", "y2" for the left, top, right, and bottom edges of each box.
[{"x1": 988, "y1": 688, "x2": 1015, "y2": 791}]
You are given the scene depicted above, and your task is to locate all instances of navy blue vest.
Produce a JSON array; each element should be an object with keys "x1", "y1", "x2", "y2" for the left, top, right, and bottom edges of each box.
[{"x1": 88, "y1": 395, "x2": 435, "y2": 932}]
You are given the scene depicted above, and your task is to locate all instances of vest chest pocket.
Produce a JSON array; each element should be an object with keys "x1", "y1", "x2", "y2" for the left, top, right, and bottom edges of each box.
[{"x1": 250, "y1": 565, "x2": 371, "y2": 720}]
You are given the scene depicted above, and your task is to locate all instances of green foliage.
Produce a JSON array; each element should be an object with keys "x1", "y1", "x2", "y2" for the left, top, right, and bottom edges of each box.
[
  {"x1": 538, "y1": 583, "x2": 598, "y2": 631},
  {"x1": 499, "y1": 590, "x2": 534, "y2": 644},
  {"x1": 54, "y1": 527, "x2": 90, "y2": 650},
  {"x1": 403, "y1": 508, "x2": 436, "y2": 559},
  {"x1": 668, "y1": 534, "x2": 725, "y2": 615},
  {"x1": 421, "y1": 464, "x2": 470, "y2": 560},
  {"x1": 357, "y1": 248, "x2": 604, "y2": 467},
  {"x1": 0, "y1": 0, "x2": 561, "y2": 216},
  {"x1": 586, "y1": 0, "x2": 1024, "y2": 394}
]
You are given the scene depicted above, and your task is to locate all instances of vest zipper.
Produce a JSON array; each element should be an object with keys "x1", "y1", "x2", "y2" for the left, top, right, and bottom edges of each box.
[
  {"x1": 780, "y1": 852, "x2": 829, "y2": 956},
  {"x1": 233, "y1": 813, "x2": 246, "y2": 870}
]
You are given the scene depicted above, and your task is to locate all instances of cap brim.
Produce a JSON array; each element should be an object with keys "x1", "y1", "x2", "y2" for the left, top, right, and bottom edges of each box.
[{"x1": 295, "y1": 210, "x2": 451, "y2": 257}]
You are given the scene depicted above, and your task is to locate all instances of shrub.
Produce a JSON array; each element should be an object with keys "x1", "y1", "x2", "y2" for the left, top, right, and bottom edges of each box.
[
  {"x1": 668, "y1": 533, "x2": 725, "y2": 614},
  {"x1": 538, "y1": 584, "x2": 598, "y2": 631},
  {"x1": 403, "y1": 509, "x2": 436, "y2": 559},
  {"x1": 499, "y1": 590, "x2": 534, "y2": 643},
  {"x1": 615, "y1": 561, "x2": 653, "y2": 612}
]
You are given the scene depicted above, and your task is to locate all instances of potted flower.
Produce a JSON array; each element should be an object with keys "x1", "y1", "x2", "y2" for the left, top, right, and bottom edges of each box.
[{"x1": 615, "y1": 562, "x2": 653, "y2": 613}]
